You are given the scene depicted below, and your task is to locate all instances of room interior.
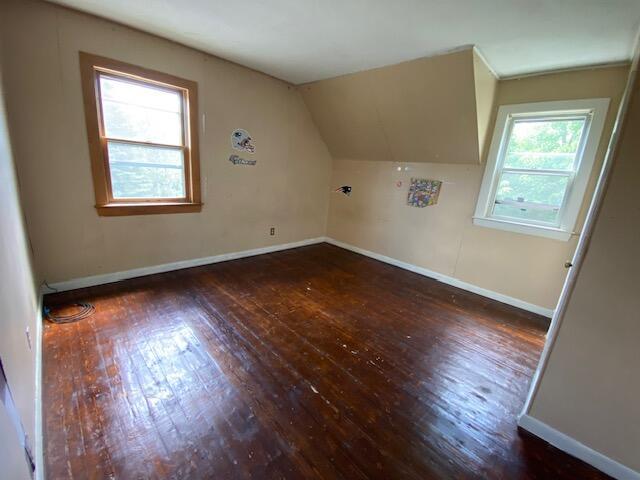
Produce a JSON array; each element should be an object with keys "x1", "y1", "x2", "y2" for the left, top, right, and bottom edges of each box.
[{"x1": 0, "y1": 0, "x2": 639, "y2": 478}]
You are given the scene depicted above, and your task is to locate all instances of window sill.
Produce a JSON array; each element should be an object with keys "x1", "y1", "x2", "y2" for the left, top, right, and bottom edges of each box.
[
  {"x1": 472, "y1": 216, "x2": 573, "y2": 241},
  {"x1": 96, "y1": 202, "x2": 203, "y2": 216}
]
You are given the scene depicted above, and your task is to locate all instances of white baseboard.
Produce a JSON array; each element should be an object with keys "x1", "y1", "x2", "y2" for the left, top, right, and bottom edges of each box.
[
  {"x1": 518, "y1": 414, "x2": 640, "y2": 480},
  {"x1": 324, "y1": 237, "x2": 554, "y2": 318},
  {"x1": 43, "y1": 237, "x2": 325, "y2": 293},
  {"x1": 44, "y1": 235, "x2": 553, "y2": 319}
]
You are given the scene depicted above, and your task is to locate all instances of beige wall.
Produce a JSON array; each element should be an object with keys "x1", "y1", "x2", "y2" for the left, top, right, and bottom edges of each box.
[
  {"x1": 0, "y1": 44, "x2": 40, "y2": 478},
  {"x1": 3, "y1": 0, "x2": 626, "y2": 313},
  {"x1": 529, "y1": 67, "x2": 640, "y2": 473},
  {"x1": 473, "y1": 51, "x2": 498, "y2": 162},
  {"x1": 0, "y1": 0, "x2": 333, "y2": 284},
  {"x1": 321, "y1": 65, "x2": 628, "y2": 311},
  {"x1": 300, "y1": 48, "x2": 487, "y2": 164}
]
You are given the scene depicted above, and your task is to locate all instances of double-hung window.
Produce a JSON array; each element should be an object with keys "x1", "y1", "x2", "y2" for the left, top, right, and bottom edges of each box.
[
  {"x1": 474, "y1": 99, "x2": 609, "y2": 240},
  {"x1": 80, "y1": 52, "x2": 201, "y2": 216}
]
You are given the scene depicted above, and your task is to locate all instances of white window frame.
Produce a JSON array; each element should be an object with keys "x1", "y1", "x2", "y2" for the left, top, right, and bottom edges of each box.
[{"x1": 473, "y1": 98, "x2": 609, "y2": 241}]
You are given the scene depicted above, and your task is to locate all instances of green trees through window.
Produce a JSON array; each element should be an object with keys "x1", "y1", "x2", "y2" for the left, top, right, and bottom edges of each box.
[{"x1": 493, "y1": 118, "x2": 586, "y2": 225}]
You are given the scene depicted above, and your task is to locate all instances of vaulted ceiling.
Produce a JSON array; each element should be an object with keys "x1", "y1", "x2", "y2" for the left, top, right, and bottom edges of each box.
[{"x1": 48, "y1": 0, "x2": 640, "y2": 84}]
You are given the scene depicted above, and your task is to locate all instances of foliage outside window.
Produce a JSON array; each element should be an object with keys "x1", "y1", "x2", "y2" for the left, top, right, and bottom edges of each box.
[{"x1": 474, "y1": 99, "x2": 609, "y2": 241}]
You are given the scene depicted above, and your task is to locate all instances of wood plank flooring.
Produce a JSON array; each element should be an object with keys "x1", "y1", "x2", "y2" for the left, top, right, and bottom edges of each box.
[{"x1": 43, "y1": 243, "x2": 611, "y2": 479}]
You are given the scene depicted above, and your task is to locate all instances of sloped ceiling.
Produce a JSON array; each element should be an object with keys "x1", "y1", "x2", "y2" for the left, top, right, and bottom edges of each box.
[
  {"x1": 47, "y1": 0, "x2": 640, "y2": 84},
  {"x1": 300, "y1": 49, "x2": 497, "y2": 164}
]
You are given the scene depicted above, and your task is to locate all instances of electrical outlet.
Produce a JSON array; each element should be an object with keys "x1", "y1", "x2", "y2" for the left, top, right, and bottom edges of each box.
[{"x1": 270, "y1": 227, "x2": 275, "y2": 236}]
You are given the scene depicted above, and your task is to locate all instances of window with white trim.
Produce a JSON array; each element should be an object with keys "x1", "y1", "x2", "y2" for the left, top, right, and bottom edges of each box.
[{"x1": 474, "y1": 99, "x2": 609, "y2": 241}]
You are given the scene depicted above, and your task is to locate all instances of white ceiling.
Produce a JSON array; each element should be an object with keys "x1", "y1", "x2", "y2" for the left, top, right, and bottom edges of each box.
[{"x1": 48, "y1": 0, "x2": 640, "y2": 84}]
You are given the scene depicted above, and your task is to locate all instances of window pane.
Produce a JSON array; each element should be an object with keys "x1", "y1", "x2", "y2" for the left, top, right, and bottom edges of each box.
[
  {"x1": 492, "y1": 173, "x2": 569, "y2": 224},
  {"x1": 107, "y1": 141, "x2": 185, "y2": 199},
  {"x1": 504, "y1": 118, "x2": 586, "y2": 170},
  {"x1": 100, "y1": 76, "x2": 183, "y2": 145}
]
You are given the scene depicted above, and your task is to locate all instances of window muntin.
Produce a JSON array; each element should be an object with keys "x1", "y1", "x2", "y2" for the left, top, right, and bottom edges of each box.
[
  {"x1": 489, "y1": 115, "x2": 589, "y2": 227},
  {"x1": 473, "y1": 99, "x2": 609, "y2": 241},
  {"x1": 80, "y1": 52, "x2": 201, "y2": 216}
]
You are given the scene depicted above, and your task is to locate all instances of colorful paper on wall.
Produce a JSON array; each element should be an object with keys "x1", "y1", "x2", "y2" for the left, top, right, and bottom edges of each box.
[{"x1": 407, "y1": 178, "x2": 442, "y2": 207}]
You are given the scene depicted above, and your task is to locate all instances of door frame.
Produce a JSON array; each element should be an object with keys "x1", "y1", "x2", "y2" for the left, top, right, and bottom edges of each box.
[{"x1": 518, "y1": 39, "x2": 640, "y2": 420}]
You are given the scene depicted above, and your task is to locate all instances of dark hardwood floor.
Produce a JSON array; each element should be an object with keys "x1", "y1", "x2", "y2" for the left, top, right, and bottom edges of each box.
[{"x1": 43, "y1": 243, "x2": 610, "y2": 479}]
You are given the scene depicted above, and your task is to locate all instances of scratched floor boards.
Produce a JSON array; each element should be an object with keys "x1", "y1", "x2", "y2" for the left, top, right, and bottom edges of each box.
[{"x1": 43, "y1": 243, "x2": 611, "y2": 479}]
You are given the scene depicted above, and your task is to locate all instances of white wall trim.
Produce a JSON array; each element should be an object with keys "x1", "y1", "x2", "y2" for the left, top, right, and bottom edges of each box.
[
  {"x1": 325, "y1": 237, "x2": 553, "y2": 318},
  {"x1": 43, "y1": 235, "x2": 553, "y2": 317},
  {"x1": 500, "y1": 61, "x2": 631, "y2": 81},
  {"x1": 43, "y1": 237, "x2": 326, "y2": 293},
  {"x1": 518, "y1": 414, "x2": 640, "y2": 480},
  {"x1": 473, "y1": 98, "x2": 610, "y2": 241},
  {"x1": 472, "y1": 45, "x2": 500, "y2": 80},
  {"x1": 34, "y1": 293, "x2": 44, "y2": 480},
  {"x1": 472, "y1": 217, "x2": 573, "y2": 241}
]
